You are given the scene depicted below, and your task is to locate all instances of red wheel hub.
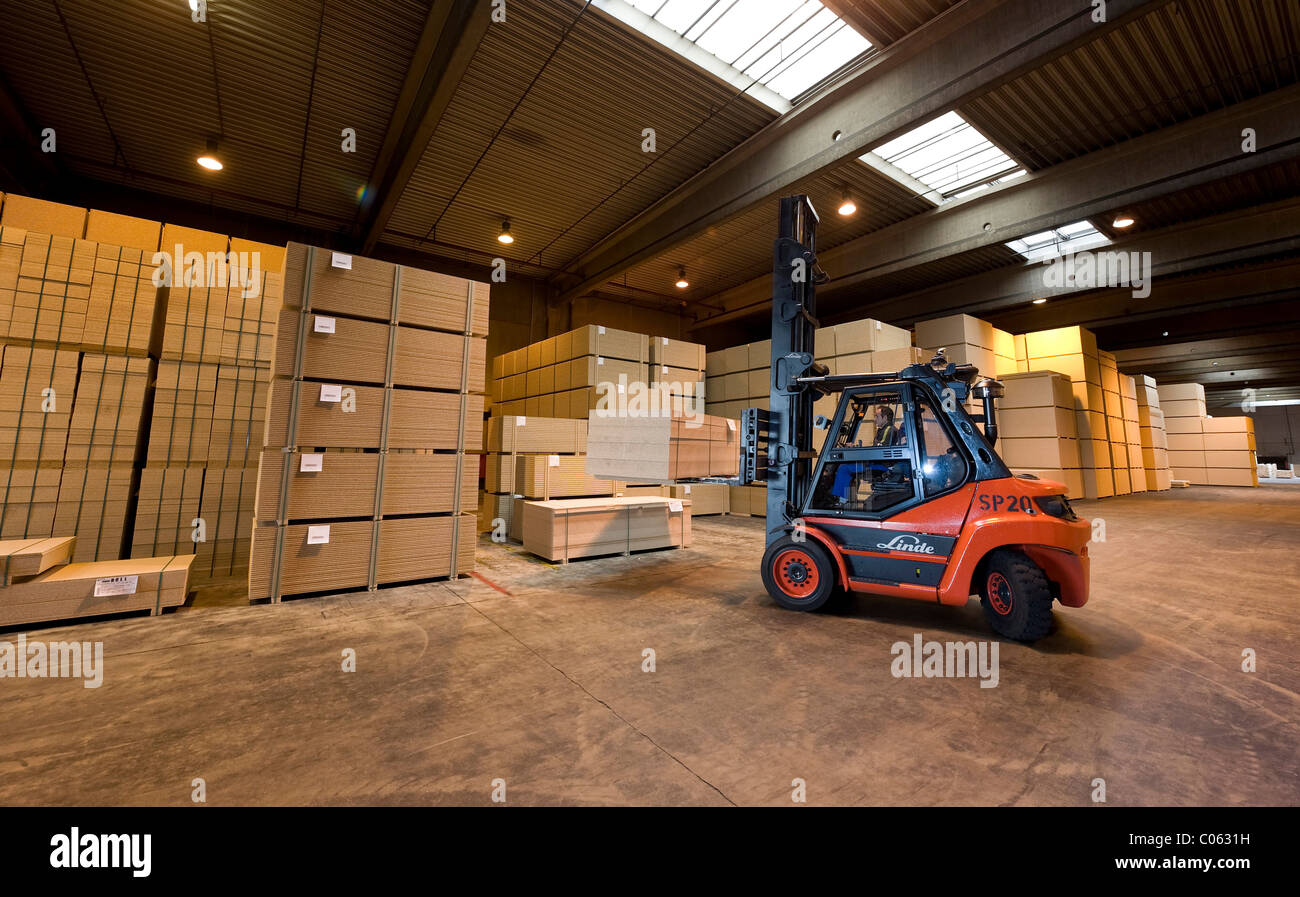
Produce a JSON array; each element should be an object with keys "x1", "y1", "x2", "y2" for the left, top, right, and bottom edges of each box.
[
  {"x1": 772, "y1": 548, "x2": 819, "y2": 598},
  {"x1": 987, "y1": 571, "x2": 1013, "y2": 615}
]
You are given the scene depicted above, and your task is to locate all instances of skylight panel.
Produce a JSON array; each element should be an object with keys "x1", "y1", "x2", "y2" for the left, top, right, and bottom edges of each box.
[
  {"x1": 868, "y1": 111, "x2": 1022, "y2": 199},
  {"x1": 610, "y1": 0, "x2": 871, "y2": 107},
  {"x1": 1006, "y1": 221, "x2": 1110, "y2": 262}
]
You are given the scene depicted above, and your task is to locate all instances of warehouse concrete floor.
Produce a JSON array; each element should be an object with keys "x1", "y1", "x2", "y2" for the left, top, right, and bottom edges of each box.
[{"x1": 0, "y1": 486, "x2": 1296, "y2": 806}]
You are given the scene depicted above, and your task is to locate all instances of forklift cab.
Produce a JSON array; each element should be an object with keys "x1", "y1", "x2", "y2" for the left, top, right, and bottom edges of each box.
[{"x1": 809, "y1": 383, "x2": 969, "y2": 519}]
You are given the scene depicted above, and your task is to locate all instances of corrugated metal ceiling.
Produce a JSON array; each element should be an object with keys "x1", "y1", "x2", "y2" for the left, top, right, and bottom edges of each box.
[
  {"x1": 823, "y1": 0, "x2": 963, "y2": 46},
  {"x1": 381, "y1": 0, "x2": 778, "y2": 273}
]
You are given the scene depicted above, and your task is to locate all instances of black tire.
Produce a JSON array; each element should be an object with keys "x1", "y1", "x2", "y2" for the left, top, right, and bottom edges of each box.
[
  {"x1": 978, "y1": 549, "x2": 1055, "y2": 642},
  {"x1": 761, "y1": 536, "x2": 837, "y2": 611}
]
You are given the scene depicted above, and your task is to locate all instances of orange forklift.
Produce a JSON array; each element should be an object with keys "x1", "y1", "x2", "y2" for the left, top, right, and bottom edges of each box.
[{"x1": 741, "y1": 196, "x2": 1090, "y2": 641}]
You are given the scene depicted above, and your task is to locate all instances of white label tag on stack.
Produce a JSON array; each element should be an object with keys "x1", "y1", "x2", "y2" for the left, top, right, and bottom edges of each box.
[
  {"x1": 727, "y1": 419, "x2": 736, "y2": 431},
  {"x1": 330, "y1": 252, "x2": 352, "y2": 270},
  {"x1": 662, "y1": 337, "x2": 669, "y2": 345},
  {"x1": 319, "y1": 383, "x2": 342, "y2": 403},
  {"x1": 517, "y1": 416, "x2": 527, "y2": 426},
  {"x1": 598, "y1": 325, "x2": 606, "y2": 334},
  {"x1": 307, "y1": 525, "x2": 331, "y2": 545},
  {"x1": 313, "y1": 315, "x2": 336, "y2": 333},
  {"x1": 668, "y1": 500, "x2": 683, "y2": 512},
  {"x1": 683, "y1": 484, "x2": 692, "y2": 493},
  {"x1": 94, "y1": 575, "x2": 138, "y2": 597},
  {"x1": 299, "y1": 453, "x2": 324, "y2": 472},
  {"x1": 597, "y1": 356, "x2": 605, "y2": 365},
  {"x1": 548, "y1": 454, "x2": 560, "y2": 467}
]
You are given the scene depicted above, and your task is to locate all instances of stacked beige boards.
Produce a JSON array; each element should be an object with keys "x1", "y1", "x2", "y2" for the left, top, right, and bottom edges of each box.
[
  {"x1": 133, "y1": 226, "x2": 284, "y2": 582},
  {"x1": 649, "y1": 336, "x2": 706, "y2": 415},
  {"x1": 521, "y1": 496, "x2": 691, "y2": 563},
  {"x1": 913, "y1": 313, "x2": 1019, "y2": 381},
  {"x1": 997, "y1": 371, "x2": 1084, "y2": 498},
  {"x1": 1018, "y1": 326, "x2": 1114, "y2": 499},
  {"x1": 704, "y1": 317, "x2": 916, "y2": 422},
  {"x1": 727, "y1": 484, "x2": 767, "y2": 517},
  {"x1": 0, "y1": 541, "x2": 194, "y2": 628},
  {"x1": 1096, "y1": 351, "x2": 1133, "y2": 495},
  {"x1": 249, "y1": 244, "x2": 488, "y2": 602},
  {"x1": 1159, "y1": 383, "x2": 1209, "y2": 484},
  {"x1": 490, "y1": 325, "x2": 649, "y2": 419},
  {"x1": 624, "y1": 482, "x2": 731, "y2": 515},
  {"x1": 1202, "y1": 416, "x2": 1258, "y2": 486},
  {"x1": 1134, "y1": 375, "x2": 1172, "y2": 491},
  {"x1": 586, "y1": 413, "x2": 739, "y2": 482},
  {"x1": 479, "y1": 415, "x2": 624, "y2": 540},
  {"x1": 1118, "y1": 372, "x2": 1147, "y2": 493}
]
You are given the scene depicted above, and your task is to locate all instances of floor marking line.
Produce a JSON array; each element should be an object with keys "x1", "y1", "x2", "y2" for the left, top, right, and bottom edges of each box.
[{"x1": 470, "y1": 571, "x2": 514, "y2": 596}]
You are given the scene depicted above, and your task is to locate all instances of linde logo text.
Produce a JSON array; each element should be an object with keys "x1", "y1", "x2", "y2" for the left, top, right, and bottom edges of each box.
[
  {"x1": 876, "y1": 534, "x2": 936, "y2": 554},
  {"x1": 0, "y1": 636, "x2": 104, "y2": 688},
  {"x1": 891, "y1": 634, "x2": 1000, "y2": 688},
  {"x1": 50, "y1": 829, "x2": 151, "y2": 878}
]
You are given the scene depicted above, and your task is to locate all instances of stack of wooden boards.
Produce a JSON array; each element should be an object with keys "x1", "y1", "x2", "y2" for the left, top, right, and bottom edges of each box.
[
  {"x1": 1134, "y1": 375, "x2": 1173, "y2": 490},
  {"x1": 0, "y1": 194, "x2": 285, "y2": 591},
  {"x1": 586, "y1": 413, "x2": 740, "y2": 482},
  {"x1": 704, "y1": 318, "x2": 920, "y2": 424},
  {"x1": 249, "y1": 244, "x2": 488, "y2": 601},
  {"x1": 1158, "y1": 382, "x2": 1258, "y2": 486},
  {"x1": 623, "y1": 482, "x2": 731, "y2": 515},
  {"x1": 521, "y1": 496, "x2": 691, "y2": 563},
  {"x1": 0, "y1": 535, "x2": 193, "y2": 627},
  {"x1": 997, "y1": 371, "x2": 1086, "y2": 498},
  {"x1": 492, "y1": 325, "x2": 668, "y2": 419},
  {"x1": 478, "y1": 415, "x2": 630, "y2": 539},
  {"x1": 130, "y1": 223, "x2": 283, "y2": 584}
]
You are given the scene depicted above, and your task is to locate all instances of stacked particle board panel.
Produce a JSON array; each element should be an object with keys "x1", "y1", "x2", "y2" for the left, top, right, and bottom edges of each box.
[
  {"x1": 478, "y1": 415, "x2": 616, "y2": 539},
  {"x1": 0, "y1": 536, "x2": 195, "y2": 627},
  {"x1": 727, "y1": 484, "x2": 767, "y2": 517},
  {"x1": 249, "y1": 244, "x2": 488, "y2": 602},
  {"x1": 914, "y1": 313, "x2": 1019, "y2": 381},
  {"x1": 704, "y1": 317, "x2": 914, "y2": 422},
  {"x1": 648, "y1": 336, "x2": 706, "y2": 416},
  {"x1": 1097, "y1": 351, "x2": 1133, "y2": 495},
  {"x1": 1119, "y1": 373, "x2": 1147, "y2": 493},
  {"x1": 1134, "y1": 375, "x2": 1172, "y2": 491},
  {"x1": 1158, "y1": 383, "x2": 1209, "y2": 485},
  {"x1": 586, "y1": 413, "x2": 739, "y2": 482},
  {"x1": 996, "y1": 371, "x2": 1084, "y2": 498},
  {"x1": 521, "y1": 496, "x2": 691, "y2": 563},
  {"x1": 491, "y1": 325, "x2": 649, "y2": 419},
  {"x1": 1019, "y1": 326, "x2": 1114, "y2": 499},
  {"x1": 623, "y1": 483, "x2": 731, "y2": 515},
  {"x1": 1202, "y1": 416, "x2": 1259, "y2": 487}
]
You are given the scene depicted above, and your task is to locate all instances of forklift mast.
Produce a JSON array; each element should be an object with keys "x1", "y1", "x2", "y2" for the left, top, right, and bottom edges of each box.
[{"x1": 743, "y1": 195, "x2": 828, "y2": 548}]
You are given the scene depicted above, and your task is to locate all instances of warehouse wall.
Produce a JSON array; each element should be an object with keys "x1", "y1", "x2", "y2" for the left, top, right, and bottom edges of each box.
[
  {"x1": 1241, "y1": 406, "x2": 1300, "y2": 464},
  {"x1": 570, "y1": 293, "x2": 687, "y2": 341}
]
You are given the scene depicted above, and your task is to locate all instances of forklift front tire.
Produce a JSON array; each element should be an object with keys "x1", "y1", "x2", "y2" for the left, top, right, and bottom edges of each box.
[
  {"x1": 979, "y1": 549, "x2": 1055, "y2": 642},
  {"x1": 762, "y1": 537, "x2": 837, "y2": 611}
]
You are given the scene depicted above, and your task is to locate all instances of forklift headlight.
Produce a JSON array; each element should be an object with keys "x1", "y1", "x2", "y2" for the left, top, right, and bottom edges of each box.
[{"x1": 1034, "y1": 495, "x2": 1078, "y2": 521}]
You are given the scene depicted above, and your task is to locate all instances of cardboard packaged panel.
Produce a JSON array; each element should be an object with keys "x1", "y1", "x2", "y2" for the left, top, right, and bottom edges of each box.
[
  {"x1": 999, "y1": 371, "x2": 1074, "y2": 409},
  {"x1": 0, "y1": 536, "x2": 76, "y2": 581},
  {"x1": 485, "y1": 415, "x2": 587, "y2": 453},
  {"x1": 388, "y1": 390, "x2": 483, "y2": 450},
  {"x1": 393, "y1": 329, "x2": 486, "y2": 392},
  {"x1": 248, "y1": 520, "x2": 372, "y2": 599},
  {"x1": 0, "y1": 554, "x2": 194, "y2": 628},
  {"x1": 997, "y1": 436, "x2": 1081, "y2": 469},
  {"x1": 282, "y1": 243, "x2": 396, "y2": 321},
  {"x1": 669, "y1": 483, "x2": 728, "y2": 515},
  {"x1": 1023, "y1": 326, "x2": 1098, "y2": 359},
  {"x1": 586, "y1": 414, "x2": 737, "y2": 481},
  {"x1": 263, "y1": 380, "x2": 384, "y2": 448},
  {"x1": 1156, "y1": 382, "x2": 1206, "y2": 403},
  {"x1": 914, "y1": 314, "x2": 996, "y2": 352},
  {"x1": 271, "y1": 309, "x2": 390, "y2": 383},
  {"x1": 513, "y1": 454, "x2": 617, "y2": 499},
  {"x1": 998, "y1": 405, "x2": 1078, "y2": 439},
  {"x1": 836, "y1": 318, "x2": 912, "y2": 354},
  {"x1": 375, "y1": 514, "x2": 475, "y2": 584},
  {"x1": 397, "y1": 269, "x2": 489, "y2": 336},
  {"x1": 650, "y1": 337, "x2": 706, "y2": 371},
  {"x1": 521, "y1": 497, "x2": 691, "y2": 562},
  {"x1": 563, "y1": 325, "x2": 648, "y2": 363}
]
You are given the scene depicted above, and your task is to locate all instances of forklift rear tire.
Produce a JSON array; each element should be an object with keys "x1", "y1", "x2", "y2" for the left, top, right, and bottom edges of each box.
[
  {"x1": 979, "y1": 549, "x2": 1054, "y2": 642},
  {"x1": 762, "y1": 537, "x2": 837, "y2": 611}
]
